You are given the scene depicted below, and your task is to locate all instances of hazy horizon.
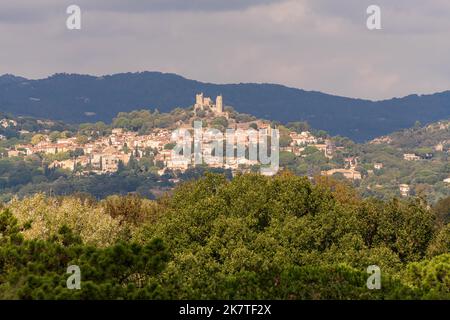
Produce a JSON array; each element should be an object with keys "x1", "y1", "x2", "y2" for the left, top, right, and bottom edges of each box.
[
  {"x1": 2, "y1": 0, "x2": 450, "y2": 100},
  {"x1": 2, "y1": 70, "x2": 448, "y2": 103}
]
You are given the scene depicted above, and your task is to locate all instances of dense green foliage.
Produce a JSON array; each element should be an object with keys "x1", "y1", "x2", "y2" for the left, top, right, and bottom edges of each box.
[
  {"x1": 0, "y1": 113, "x2": 73, "y2": 140},
  {"x1": 0, "y1": 151, "x2": 233, "y2": 202},
  {"x1": 0, "y1": 155, "x2": 168, "y2": 201},
  {"x1": 0, "y1": 213, "x2": 168, "y2": 299},
  {"x1": 0, "y1": 173, "x2": 449, "y2": 299}
]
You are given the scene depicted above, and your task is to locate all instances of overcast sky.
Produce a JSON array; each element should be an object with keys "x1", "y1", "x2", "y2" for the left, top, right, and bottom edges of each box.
[{"x1": 1, "y1": 0, "x2": 450, "y2": 100}]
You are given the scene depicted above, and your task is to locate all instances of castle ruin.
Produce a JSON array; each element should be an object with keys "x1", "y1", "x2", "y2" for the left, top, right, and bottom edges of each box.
[{"x1": 194, "y1": 93, "x2": 224, "y2": 115}]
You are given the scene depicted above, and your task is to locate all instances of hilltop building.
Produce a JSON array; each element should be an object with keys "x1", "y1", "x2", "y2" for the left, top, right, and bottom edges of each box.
[{"x1": 194, "y1": 93, "x2": 224, "y2": 116}]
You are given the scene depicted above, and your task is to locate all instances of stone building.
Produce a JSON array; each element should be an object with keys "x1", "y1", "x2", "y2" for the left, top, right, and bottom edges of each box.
[{"x1": 194, "y1": 93, "x2": 224, "y2": 115}]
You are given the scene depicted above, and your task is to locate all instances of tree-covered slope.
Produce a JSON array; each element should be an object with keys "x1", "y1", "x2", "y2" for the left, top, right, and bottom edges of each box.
[
  {"x1": 1, "y1": 173, "x2": 449, "y2": 299},
  {"x1": 1, "y1": 72, "x2": 450, "y2": 141}
]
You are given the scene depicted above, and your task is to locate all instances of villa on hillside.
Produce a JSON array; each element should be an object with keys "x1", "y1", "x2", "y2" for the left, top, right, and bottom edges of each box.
[
  {"x1": 403, "y1": 153, "x2": 421, "y2": 161},
  {"x1": 321, "y1": 168, "x2": 362, "y2": 180}
]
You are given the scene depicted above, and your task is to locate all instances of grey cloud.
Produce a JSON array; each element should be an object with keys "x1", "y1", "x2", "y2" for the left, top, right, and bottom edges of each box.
[
  {"x1": 84, "y1": 0, "x2": 285, "y2": 12},
  {"x1": 1, "y1": 0, "x2": 450, "y2": 100},
  {"x1": 0, "y1": 0, "x2": 285, "y2": 24},
  {"x1": 0, "y1": 1, "x2": 72, "y2": 24},
  {"x1": 307, "y1": 0, "x2": 450, "y2": 34}
]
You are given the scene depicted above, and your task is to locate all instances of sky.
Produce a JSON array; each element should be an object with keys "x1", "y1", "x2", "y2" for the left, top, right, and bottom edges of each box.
[{"x1": 1, "y1": 0, "x2": 450, "y2": 100}]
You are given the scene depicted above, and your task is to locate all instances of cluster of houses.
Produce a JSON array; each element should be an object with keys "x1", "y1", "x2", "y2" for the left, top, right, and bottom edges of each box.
[
  {"x1": 282, "y1": 131, "x2": 319, "y2": 154},
  {"x1": 0, "y1": 118, "x2": 17, "y2": 128},
  {"x1": 5, "y1": 93, "x2": 446, "y2": 197},
  {"x1": 3, "y1": 94, "x2": 339, "y2": 176},
  {"x1": 0, "y1": 95, "x2": 362, "y2": 180},
  {"x1": 0, "y1": 118, "x2": 17, "y2": 141},
  {"x1": 403, "y1": 153, "x2": 434, "y2": 161},
  {"x1": 8, "y1": 128, "x2": 173, "y2": 174},
  {"x1": 5, "y1": 122, "x2": 336, "y2": 176},
  {"x1": 321, "y1": 156, "x2": 362, "y2": 181},
  {"x1": 6, "y1": 124, "x2": 281, "y2": 175}
]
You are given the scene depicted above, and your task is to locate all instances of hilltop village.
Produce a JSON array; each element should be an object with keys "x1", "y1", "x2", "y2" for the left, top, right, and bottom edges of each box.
[
  {"x1": 4, "y1": 94, "x2": 331, "y2": 176},
  {"x1": 1, "y1": 95, "x2": 449, "y2": 202}
]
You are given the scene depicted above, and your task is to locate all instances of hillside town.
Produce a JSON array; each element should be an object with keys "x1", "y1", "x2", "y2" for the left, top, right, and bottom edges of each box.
[
  {"x1": 2, "y1": 95, "x2": 449, "y2": 201},
  {"x1": 4, "y1": 95, "x2": 332, "y2": 176},
  {"x1": 2, "y1": 94, "x2": 338, "y2": 176}
]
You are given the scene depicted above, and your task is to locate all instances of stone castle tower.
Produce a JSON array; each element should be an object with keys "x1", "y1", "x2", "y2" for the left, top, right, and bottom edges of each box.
[
  {"x1": 194, "y1": 93, "x2": 224, "y2": 115},
  {"x1": 195, "y1": 93, "x2": 204, "y2": 110},
  {"x1": 216, "y1": 95, "x2": 223, "y2": 114}
]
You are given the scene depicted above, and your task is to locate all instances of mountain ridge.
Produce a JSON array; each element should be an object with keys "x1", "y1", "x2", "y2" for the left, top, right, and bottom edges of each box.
[{"x1": 1, "y1": 71, "x2": 449, "y2": 142}]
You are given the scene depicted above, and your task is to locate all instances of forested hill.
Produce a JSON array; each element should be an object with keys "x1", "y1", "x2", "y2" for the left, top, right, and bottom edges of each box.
[
  {"x1": 373, "y1": 120, "x2": 450, "y2": 149},
  {"x1": 1, "y1": 72, "x2": 450, "y2": 142}
]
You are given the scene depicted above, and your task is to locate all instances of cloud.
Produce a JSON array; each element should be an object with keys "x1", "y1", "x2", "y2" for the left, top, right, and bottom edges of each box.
[
  {"x1": 86, "y1": 0, "x2": 284, "y2": 12},
  {"x1": 1, "y1": 0, "x2": 450, "y2": 100},
  {"x1": 0, "y1": 0, "x2": 285, "y2": 22}
]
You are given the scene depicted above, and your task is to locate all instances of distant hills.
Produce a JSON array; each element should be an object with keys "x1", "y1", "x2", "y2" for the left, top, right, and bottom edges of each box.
[
  {"x1": 373, "y1": 120, "x2": 450, "y2": 150},
  {"x1": 0, "y1": 72, "x2": 449, "y2": 142}
]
